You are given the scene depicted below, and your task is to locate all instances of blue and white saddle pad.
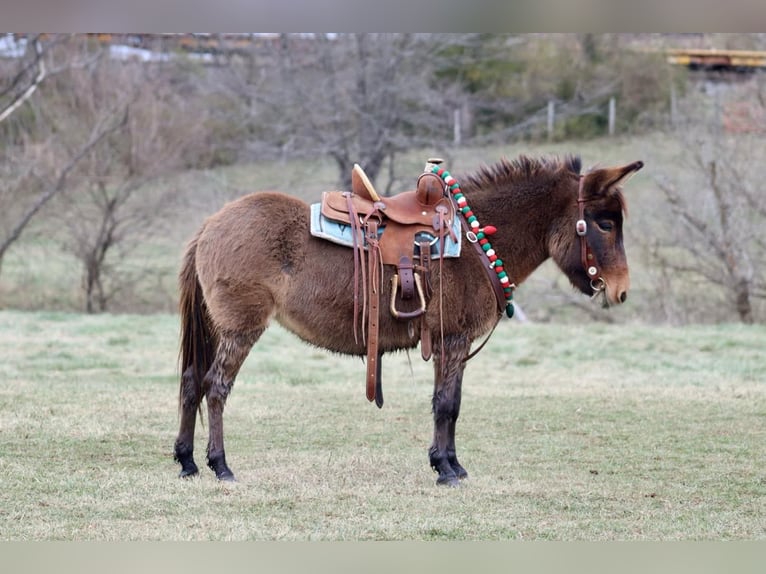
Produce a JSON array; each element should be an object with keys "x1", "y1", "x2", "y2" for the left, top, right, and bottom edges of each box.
[{"x1": 309, "y1": 203, "x2": 462, "y2": 259}]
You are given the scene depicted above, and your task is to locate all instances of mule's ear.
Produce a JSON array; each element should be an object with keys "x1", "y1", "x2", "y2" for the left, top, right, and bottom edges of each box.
[{"x1": 585, "y1": 161, "x2": 644, "y2": 195}]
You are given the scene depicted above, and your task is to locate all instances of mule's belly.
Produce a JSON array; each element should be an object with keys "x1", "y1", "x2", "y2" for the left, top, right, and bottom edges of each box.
[
  {"x1": 274, "y1": 262, "x2": 422, "y2": 356},
  {"x1": 274, "y1": 315, "x2": 419, "y2": 356}
]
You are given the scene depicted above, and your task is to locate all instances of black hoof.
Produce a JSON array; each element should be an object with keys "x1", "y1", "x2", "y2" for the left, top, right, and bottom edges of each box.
[
  {"x1": 176, "y1": 453, "x2": 199, "y2": 478},
  {"x1": 216, "y1": 469, "x2": 236, "y2": 482},
  {"x1": 174, "y1": 443, "x2": 199, "y2": 479},
  {"x1": 436, "y1": 474, "x2": 461, "y2": 487},
  {"x1": 434, "y1": 463, "x2": 460, "y2": 487},
  {"x1": 451, "y1": 464, "x2": 468, "y2": 480},
  {"x1": 431, "y1": 453, "x2": 462, "y2": 487},
  {"x1": 208, "y1": 452, "x2": 235, "y2": 481},
  {"x1": 178, "y1": 465, "x2": 199, "y2": 479}
]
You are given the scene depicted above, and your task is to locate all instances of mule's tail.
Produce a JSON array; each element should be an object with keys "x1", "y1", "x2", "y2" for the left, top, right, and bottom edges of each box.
[{"x1": 178, "y1": 231, "x2": 216, "y2": 417}]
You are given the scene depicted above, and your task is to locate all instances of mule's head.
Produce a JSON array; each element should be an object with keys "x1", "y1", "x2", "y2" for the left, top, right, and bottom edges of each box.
[{"x1": 552, "y1": 160, "x2": 643, "y2": 307}]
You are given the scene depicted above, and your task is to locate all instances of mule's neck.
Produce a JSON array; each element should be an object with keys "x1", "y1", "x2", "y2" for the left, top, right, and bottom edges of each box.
[{"x1": 460, "y1": 176, "x2": 574, "y2": 287}]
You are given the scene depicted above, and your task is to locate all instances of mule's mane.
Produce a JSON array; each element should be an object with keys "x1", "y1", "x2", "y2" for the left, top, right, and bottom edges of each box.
[{"x1": 461, "y1": 155, "x2": 582, "y2": 192}]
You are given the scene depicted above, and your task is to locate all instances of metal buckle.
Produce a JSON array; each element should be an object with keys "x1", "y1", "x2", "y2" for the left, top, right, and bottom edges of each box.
[
  {"x1": 576, "y1": 219, "x2": 587, "y2": 236},
  {"x1": 466, "y1": 231, "x2": 478, "y2": 243}
]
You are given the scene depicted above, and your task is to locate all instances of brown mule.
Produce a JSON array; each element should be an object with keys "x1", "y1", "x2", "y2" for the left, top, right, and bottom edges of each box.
[{"x1": 174, "y1": 155, "x2": 643, "y2": 485}]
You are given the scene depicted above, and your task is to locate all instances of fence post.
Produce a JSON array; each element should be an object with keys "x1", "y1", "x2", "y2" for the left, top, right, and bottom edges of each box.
[
  {"x1": 547, "y1": 100, "x2": 555, "y2": 141},
  {"x1": 608, "y1": 96, "x2": 616, "y2": 136},
  {"x1": 670, "y1": 83, "x2": 678, "y2": 127},
  {"x1": 453, "y1": 108, "x2": 461, "y2": 145}
]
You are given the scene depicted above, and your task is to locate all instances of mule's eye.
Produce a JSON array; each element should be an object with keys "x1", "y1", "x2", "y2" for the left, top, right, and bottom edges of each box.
[{"x1": 596, "y1": 219, "x2": 614, "y2": 232}]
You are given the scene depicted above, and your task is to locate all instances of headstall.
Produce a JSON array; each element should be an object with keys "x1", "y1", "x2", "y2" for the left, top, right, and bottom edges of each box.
[{"x1": 576, "y1": 175, "x2": 606, "y2": 295}]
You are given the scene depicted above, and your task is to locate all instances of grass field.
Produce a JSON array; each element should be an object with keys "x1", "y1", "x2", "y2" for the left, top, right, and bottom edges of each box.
[{"x1": 0, "y1": 309, "x2": 764, "y2": 540}]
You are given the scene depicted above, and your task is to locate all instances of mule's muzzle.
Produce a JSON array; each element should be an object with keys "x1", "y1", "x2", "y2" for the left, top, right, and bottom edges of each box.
[
  {"x1": 603, "y1": 279, "x2": 629, "y2": 307},
  {"x1": 591, "y1": 274, "x2": 629, "y2": 308}
]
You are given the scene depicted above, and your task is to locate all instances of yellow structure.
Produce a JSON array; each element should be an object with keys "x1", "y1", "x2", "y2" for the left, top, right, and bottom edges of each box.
[{"x1": 667, "y1": 48, "x2": 766, "y2": 71}]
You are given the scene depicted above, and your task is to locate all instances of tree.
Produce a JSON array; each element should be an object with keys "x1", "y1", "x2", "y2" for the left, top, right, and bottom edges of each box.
[
  {"x1": 651, "y1": 85, "x2": 766, "y2": 324},
  {"x1": 230, "y1": 33, "x2": 456, "y2": 190},
  {"x1": 0, "y1": 35, "x2": 121, "y2": 276},
  {"x1": 0, "y1": 34, "x2": 45, "y2": 124},
  {"x1": 50, "y1": 52, "x2": 211, "y2": 312}
]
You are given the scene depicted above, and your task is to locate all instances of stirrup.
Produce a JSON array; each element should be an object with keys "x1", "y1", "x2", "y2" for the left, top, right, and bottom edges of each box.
[{"x1": 390, "y1": 273, "x2": 426, "y2": 319}]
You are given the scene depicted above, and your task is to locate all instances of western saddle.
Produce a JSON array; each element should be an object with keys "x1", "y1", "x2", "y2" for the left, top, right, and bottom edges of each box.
[{"x1": 318, "y1": 160, "x2": 458, "y2": 407}]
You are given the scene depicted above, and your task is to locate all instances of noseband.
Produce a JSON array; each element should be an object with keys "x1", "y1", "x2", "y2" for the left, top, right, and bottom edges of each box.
[{"x1": 576, "y1": 176, "x2": 606, "y2": 295}]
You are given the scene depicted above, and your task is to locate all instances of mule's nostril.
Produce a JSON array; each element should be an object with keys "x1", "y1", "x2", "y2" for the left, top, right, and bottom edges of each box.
[{"x1": 619, "y1": 291, "x2": 627, "y2": 303}]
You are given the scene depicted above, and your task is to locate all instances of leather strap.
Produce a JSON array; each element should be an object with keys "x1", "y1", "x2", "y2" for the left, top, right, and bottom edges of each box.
[
  {"x1": 374, "y1": 350, "x2": 384, "y2": 408},
  {"x1": 345, "y1": 192, "x2": 364, "y2": 345},
  {"x1": 455, "y1": 214, "x2": 505, "y2": 364},
  {"x1": 365, "y1": 219, "x2": 381, "y2": 403},
  {"x1": 464, "y1": 314, "x2": 502, "y2": 363},
  {"x1": 455, "y1": 211, "x2": 506, "y2": 315},
  {"x1": 398, "y1": 256, "x2": 415, "y2": 301},
  {"x1": 418, "y1": 240, "x2": 432, "y2": 361},
  {"x1": 576, "y1": 176, "x2": 602, "y2": 285}
]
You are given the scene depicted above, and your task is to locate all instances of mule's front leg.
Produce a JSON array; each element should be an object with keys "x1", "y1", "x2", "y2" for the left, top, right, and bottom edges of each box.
[
  {"x1": 429, "y1": 335, "x2": 470, "y2": 486},
  {"x1": 447, "y1": 416, "x2": 468, "y2": 480}
]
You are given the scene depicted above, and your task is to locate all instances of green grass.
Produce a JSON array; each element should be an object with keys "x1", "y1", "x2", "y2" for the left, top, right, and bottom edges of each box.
[{"x1": 0, "y1": 310, "x2": 764, "y2": 540}]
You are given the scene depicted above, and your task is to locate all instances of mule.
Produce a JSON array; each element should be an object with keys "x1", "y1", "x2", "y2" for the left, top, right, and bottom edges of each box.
[{"x1": 173, "y1": 155, "x2": 643, "y2": 486}]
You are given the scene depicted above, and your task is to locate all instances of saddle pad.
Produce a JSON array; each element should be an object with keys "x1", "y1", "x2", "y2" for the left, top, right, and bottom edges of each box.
[{"x1": 310, "y1": 203, "x2": 462, "y2": 259}]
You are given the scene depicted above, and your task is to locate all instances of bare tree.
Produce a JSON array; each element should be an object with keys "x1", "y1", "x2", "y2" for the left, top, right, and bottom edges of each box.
[
  {"x1": 0, "y1": 35, "x2": 121, "y2": 276},
  {"x1": 51, "y1": 56, "x2": 210, "y2": 312},
  {"x1": 0, "y1": 112, "x2": 126, "y2": 276},
  {"x1": 228, "y1": 34, "x2": 456, "y2": 189},
  {"x1": 0, "y1": 35, "x2": 45, "y2": 124},
  {"x1": 651, "y1": 84, "x2": 766, "y2": 323}
]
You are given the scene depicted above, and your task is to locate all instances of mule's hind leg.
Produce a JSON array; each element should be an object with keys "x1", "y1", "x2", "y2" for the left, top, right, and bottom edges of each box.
[
  {"x1": 429, "y1": 335, "x2": 471, "y2": 486},
  {"x1": 205, "y1": 329, "x2": 263, "y2": 481},
  {"x1": 174, "y1": 366, "x2": 202, "y2": 477}
]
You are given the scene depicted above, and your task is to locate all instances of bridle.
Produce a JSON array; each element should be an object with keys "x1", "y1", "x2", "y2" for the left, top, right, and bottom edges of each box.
[{"x1": 576, "y1": 175, "x2": 606, "y2": 297}]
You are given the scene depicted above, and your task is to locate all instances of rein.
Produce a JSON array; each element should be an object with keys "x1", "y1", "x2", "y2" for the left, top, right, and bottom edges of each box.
[{"x1": 575, "y1": 175, "x2": 606, "y2": 295}]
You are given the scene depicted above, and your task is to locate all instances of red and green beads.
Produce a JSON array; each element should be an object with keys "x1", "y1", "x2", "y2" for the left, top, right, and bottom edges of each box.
[{"x1": 432, "y1": 165, "x2": 515, "y2": 318}]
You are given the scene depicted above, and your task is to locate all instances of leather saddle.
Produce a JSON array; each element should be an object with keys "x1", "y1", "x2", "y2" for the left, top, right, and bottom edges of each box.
[
  {"x1": 317, "y1": 162, "x2": 456, "y2": 407},
  {"x1": 320, "y1": 165, "x2": 454, "y2": 266}
]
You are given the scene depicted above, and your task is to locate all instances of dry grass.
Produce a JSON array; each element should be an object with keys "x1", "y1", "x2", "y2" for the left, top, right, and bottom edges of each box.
[{"x1": 0, "y1": 310, "x2": 764, "y2": 540}]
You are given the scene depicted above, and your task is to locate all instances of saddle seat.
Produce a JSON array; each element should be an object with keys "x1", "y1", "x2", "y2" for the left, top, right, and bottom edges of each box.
[{"x1": 351, "y1": 162, "x2": 446, "y2": 211}]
